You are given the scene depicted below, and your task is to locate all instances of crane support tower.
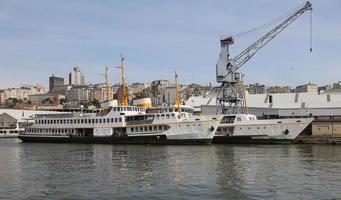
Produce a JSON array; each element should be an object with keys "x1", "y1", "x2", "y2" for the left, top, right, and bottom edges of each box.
[{"x1": 216, "y1": 1, "x2": 312, "y2": 114}]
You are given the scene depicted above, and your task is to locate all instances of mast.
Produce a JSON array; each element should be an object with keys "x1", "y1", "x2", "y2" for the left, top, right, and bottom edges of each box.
[
  {"x1": 104, "y1": 65, "x2": 110, "y2": 101},
  {"x1": 118, "y1": 54, "x2": 128, "y2": 106},
  {"x1": 175, "y1": 71, "x2": 181, "y2": 112}
]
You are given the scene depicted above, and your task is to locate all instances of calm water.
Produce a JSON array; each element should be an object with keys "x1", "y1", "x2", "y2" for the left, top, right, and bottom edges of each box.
[{"x1": 0, "y1": 139, "x2": 341, "y2": 200}]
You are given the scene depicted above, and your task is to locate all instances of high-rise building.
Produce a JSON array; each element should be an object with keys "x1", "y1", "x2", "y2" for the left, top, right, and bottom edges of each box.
[
  {"x1": 49, "y1": 74, "x2": 65, "y2": 93},
  {"x1": 69, "y1": 67, "x2": 85, "y2": 86}
]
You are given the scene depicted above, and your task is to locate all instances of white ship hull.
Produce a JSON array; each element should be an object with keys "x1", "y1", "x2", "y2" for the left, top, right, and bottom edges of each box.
[{"x1": 214, "y1": 115, "x2": 313, "y2": 144}]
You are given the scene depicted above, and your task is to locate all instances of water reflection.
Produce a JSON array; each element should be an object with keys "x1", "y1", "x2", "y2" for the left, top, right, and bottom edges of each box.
[{"x1": 0, "y1": 139, "x2": 341, "y2": 200}]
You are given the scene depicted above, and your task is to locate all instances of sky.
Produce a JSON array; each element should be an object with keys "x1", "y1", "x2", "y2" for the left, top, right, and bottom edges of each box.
[{"x1": 0, "y1": 0, "x2": 340, "y2": 89}]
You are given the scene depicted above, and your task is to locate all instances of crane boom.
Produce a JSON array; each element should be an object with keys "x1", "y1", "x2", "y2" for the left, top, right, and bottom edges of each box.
[
  {"x1": 215, "y1": 1, "x2": 312, "y2": 114},
  {"x1": 216, "y1": 1, "x2": 312, "y2": 83}
]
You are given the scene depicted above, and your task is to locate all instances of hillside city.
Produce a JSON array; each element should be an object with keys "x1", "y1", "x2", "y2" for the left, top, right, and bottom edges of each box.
[{"x1": 1, "y1": 66, "x2": 340, "y2": 110}]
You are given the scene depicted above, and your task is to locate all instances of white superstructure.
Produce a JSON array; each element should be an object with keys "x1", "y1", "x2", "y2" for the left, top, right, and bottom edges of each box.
[{"x1": 19, "y1": 106, "x2": 222, "y2": 144}]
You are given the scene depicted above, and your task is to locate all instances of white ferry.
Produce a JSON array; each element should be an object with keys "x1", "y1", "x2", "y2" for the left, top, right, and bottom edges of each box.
[
  {"x1": 0, "y1": 125, "x2": 24, "y2": 138},
  {"x1": 18, "y1": 106, "x2": 222, "y2": 145},
  {"x1": 214, "y1": 114, "x2": 313, "y2": 144}
]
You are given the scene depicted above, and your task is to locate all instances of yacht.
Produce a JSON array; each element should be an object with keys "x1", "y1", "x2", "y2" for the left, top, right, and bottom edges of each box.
[
  {"x1": 214, "y1": 114, "x2": 313, "y2": 144},
  {"x1": 158, "y1": 105, "x2": 313, "y2": 144},
  {"x1": 0, "y1": 124, "x2": 24, "y2": 138},
  {"x1": 18, "y1": 106, "x2": 222, "y2": 145}
]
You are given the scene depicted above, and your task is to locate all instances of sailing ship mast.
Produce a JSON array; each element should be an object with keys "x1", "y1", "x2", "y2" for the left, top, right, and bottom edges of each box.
[
  {"x1": 118, "y1": 54, "x2": 128, "y2": 106},
  {"x1": 104, "y1": 65, "x2": 111, "y2": 101},
  {"x1": 175, "y1": 71, "x2": 181, "y2": 112}
]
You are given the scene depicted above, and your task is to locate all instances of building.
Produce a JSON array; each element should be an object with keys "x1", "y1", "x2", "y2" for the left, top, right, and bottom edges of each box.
[
  {"x1": 66, "y1": 85, "x2": 92, "y2": 103},
  {"x1": 28, "y1": 93, "x2": 65, "y2": 104},
  {"x1": 333, "y1": 81, "x2": 341, "y2": 89},
  {"x1": 0, "y1": 113, "x2": 17, "y2": 129},
  {"x1": 164, "y1": 87, "x2": 177, "y2": 105},
  {"x1": 247, "y1": 83, "x2": 266, "y2": 94},
  {"x1": 0, "y1": 85, "x2": 46, "y2": 105},
  {"x1": 267, "y1": 86, "x2": 291, "y2": 93},
  {"x1": 69, "y1": 67, "x2": 85, "y2": 85},
  {"x1": 295, "y1": 82, "x2": 318, "y2": 93},
  {"x1": 151, "y1": 80, "x2": 170, "y2": 105},
  {"x1": 49, "y1": 74, "x2": 65, "y2": 93}
]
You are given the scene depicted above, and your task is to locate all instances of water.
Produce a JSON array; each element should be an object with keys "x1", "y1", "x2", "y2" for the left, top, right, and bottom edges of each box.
[{"x1": 0, "y1": 139, "x2": 341, "y2": 200}]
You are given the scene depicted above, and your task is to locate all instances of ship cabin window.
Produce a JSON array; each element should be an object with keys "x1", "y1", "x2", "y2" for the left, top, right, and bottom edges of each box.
[
  {"x1": 131, "y1": 128, "x2": 134, "y2": 132},
  {"x1": 95, "y1": 119, "x2": 98, "y2": 123},
  {"x1": 81, "y1": 119, "x2": 84, "y2": 124},
  {"x1": 159, "y1": 125, "x2": 163, "y2": 131},
  {"x1": 111, "y1": 118, "x2": 114, "y2": 123},
  {"x1": 119, "y1": 118, "x2": 122, "y2": 122},
  {"x1": 166, "y1": 114, "x2": 170, "y2": 119},
  {"x1": 135, "y1": 127, "x2": 138, "y2": 132},
  {"x1": 171, "y1": 113, "x2": 175, "y2": 118},
  {"x1": 237, "y1": 117, "x2": 242, "y2": 121},
  {"x1": 115, "y1": 118, "x2": 118, "y2": 123},
  {"x1": 149, "y1": 127, "x2": 152, "y2": 131},
  {"x1": 144, "y1": 127, "x2": 148, "y2": 131},
  {"x1": 63, "y1": 119, "x2": 66, "y2": 124},
  {"x1": 140, "y1": 127, "x2": 143, "y2": 132},
  {"x1": 99, "y1": 119, "x2": 102, "y2": 123},
  {"x1": 154, "y1": 126, "x2": 157, "y2": 131},
  {"x1": 53, "y1": 120, "x2": 56, "y2": 124},
  {"x1": 221, "y1": 116, "x2": 236, "y2": 123}
]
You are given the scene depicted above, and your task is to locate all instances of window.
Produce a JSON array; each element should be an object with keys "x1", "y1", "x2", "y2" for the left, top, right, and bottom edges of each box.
[
  {"x1": 159, "y1": 126, "x2": 163, "y2": 131},
  {"x1": 166, "y1": 114, "x2": 170, "y2": 119},
  {"x1": 81, "y1": 119, "x2": 84, "y2": 124},
  {"x1": 119, "y1": 118, "x2": 122, "y2": 122},
  {"x1": 144, "y1": 127, "x2": 148, "y2": 131},
  {"x1": 96, "y1": 119, "x2": 98, "y2": 123},
  {"x1": 154, "y1": 126, "x2": 157, "y2": 131},
  {"x1": 111, "y1": 118, "x2": 114, "y2": 123},
  {"x1": 237, "y1": 117, "x2": 241, "y2": 121},
  {"x1": 115, "y1": 118, "x2": 118, "y2": 123},
  {"x1": 92, "y1": 119, "x2": 95, "y2": 123},
  {"x1": 140, "y1": 127, "x2": 143, "y2": 132},
  {"x1": 77, "y1": 119, "x2": 80, "y2": 124},
  {"x1": 149, "y1": 127, "x2": 152, "y2": 131},
  {"x1": 99, "y1": 119, "x2": 102, "y2": 123},
  {"x1": 269, "y1": 95, "x2": 273, "y2": 103},
  {"x1": 131, "y1": 128, "x2": 134, "y2": 132}
]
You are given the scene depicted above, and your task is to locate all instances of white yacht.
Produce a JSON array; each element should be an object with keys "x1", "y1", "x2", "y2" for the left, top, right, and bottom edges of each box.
[
  {"x1": 0, "y1": 125, "x2": 24, "y2": 138},
  {"x1": 214, "y1": 114, "x2": 313, "y2": 144},
  {"x1": 18, "y1": 106, "x2": 222, "y2": 145},
  {"x1": 159, "y1": 105, "x2": 313, "y2": 144}
]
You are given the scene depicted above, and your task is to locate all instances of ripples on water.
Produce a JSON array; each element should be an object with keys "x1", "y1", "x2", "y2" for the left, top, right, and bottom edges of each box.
[{"x1": 0, "y1": 139, "x2": 340, "y2": 200}]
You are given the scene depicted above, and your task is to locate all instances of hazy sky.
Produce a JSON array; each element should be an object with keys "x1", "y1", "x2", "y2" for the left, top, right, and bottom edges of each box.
[{"x1": 0, "y1": 0, "x2": 340, "y2": 89}]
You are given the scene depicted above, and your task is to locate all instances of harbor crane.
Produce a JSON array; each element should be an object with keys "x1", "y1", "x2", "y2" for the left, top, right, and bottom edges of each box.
[{"x1": 216, "y1": 1, "x2": 312, "y2": 114}]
